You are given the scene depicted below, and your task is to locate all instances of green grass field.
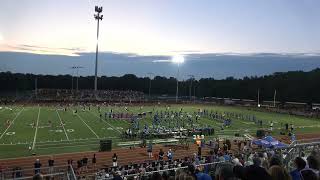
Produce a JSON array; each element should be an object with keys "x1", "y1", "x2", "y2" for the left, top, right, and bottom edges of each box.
[{"x1": 0, "y1": 104, "x2": 320, "y2": 159}]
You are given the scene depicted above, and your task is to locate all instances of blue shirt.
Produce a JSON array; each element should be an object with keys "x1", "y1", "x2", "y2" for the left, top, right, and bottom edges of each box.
[
  {"x1": 196, "y1": 172, "x2": 212, "y2": 180},
  {"x1": 223, "y1": 154, "x2": 231, "y2": 161},
  {"x1": 290, "y1": 169, "x2": 302, "y2": 180}
]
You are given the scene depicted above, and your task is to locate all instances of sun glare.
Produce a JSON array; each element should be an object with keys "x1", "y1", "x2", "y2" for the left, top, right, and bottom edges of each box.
[{"x1": 171, "y1": 54, "x2": 185, "y2": 64}]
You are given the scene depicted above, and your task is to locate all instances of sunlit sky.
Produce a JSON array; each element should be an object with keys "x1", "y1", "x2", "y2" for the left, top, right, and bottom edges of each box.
[{"x1": 0, "y1": 0, "x2": 320, "y2": 56}]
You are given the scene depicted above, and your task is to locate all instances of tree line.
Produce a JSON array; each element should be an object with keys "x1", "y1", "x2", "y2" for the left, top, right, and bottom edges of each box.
[{"x1": 0, "y1": 68, "x2": 320, "y2": 103}]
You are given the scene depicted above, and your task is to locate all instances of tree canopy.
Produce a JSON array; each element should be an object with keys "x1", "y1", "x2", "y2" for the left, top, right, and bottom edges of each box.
[{"x1": 1, "y1": 68, "x2": 319, "y2": 103}]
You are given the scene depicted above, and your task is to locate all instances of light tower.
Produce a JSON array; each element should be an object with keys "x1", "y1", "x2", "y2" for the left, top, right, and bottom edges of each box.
[{"x1": 94, "y1": 6, "x2": 103, "y2": 91}]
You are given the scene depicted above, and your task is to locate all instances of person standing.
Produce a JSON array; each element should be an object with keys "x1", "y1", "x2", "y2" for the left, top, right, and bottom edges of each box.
[
  {"x1": 82, "y1": 156, "x2": 88, "y2": 172},
  {"x1": 92, "y1": 154, "x2": 97, "y2": 170},
  {"x1": 159, "y1": 149, "x2": 164, "y2": 160},
  {"x1": 290, "y1": 124, "x2": 294, "y2": 132},
  {"x1": 48, "y1": 156, "x2": 54, "y2": 174},
  {"x1": 34, "y1": 159, "x2": 42, "y2": 175},
  {"x1": 167, "y1": 149, "x2": 173, "y2": 161},
  {"x1": 147, "y1": 142, "x2": 153, "y2": 158},
  {"x1": 112, "y1": 153, "x2": 118, "y2": 167},
  {"x1": 270, "y1": 121, "x2": 274, "y2": 131}
]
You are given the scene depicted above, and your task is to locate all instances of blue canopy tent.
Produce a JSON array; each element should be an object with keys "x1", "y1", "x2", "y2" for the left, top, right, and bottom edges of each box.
[{"x1": 252, "y1": 136, "x2": 287, "y2": 148}]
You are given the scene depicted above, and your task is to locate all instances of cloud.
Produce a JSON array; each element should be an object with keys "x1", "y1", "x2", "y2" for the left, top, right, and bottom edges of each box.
[
  {"x1": 152, "y1": 59, "x2": 171, "y2": 63},
  {"x1": 1, "y1": 43, "x2": 85, "y2": 56},
  {"x1": 1, "y1": 51, "x2": 320, "y2": 79}
]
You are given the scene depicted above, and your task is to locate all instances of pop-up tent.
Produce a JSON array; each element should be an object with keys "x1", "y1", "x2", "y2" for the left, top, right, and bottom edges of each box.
[{"x1": 252, "y1": 136, "x2": 287, "y2": 148}]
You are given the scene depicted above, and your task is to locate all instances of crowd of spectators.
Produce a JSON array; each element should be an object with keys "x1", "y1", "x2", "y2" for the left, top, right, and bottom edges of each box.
[
  {"x1": 92, "y1": 143, "x2": 320, "y2": 180},
  {"x1": 35, "y1": 89, "x2": 145, "y2": 102}
]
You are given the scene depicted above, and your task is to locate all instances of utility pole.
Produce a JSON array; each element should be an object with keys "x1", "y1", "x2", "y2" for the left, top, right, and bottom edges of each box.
[
  {"x1": 71, "y1": 66, "x2": 84, "y2": 92},
  {"x1": 35, "y1": 77, "x2": 38, "y2": 99},
  {"x1": 175, "y1": 64, "x2": 180, "y2": 103},
  {"x1": 257, "y1": 89, "x2": 260, "y2": 107},
  {"x1": 147, "y1": 73, "x2": 154, "y2": 98},
  {"x1": 94, "y1": 6, "x2": 103, "y2": 91},
  {"x1": 273, "y1": 89, "x2": 277, "y2": 107},
  {"x1": 188, "y1": 75, "x2": 194, "y2": 101}
]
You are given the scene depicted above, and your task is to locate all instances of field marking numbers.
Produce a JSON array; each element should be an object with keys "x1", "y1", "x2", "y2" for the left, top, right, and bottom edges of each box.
[
  {"x1": 76, "y1": 114, "x2": 100, "y2": 138},
  {"x1": 0, "y1": 108, "x2": 24, "y2": 140},
  {"x1": 67, "y1": 129, "x2": 74, "y2": 132},
  {"x1": 31, "y1": 107, "x2": 41, "y2": 150},
  {"x1": 56, "y1": 110, "x2": 70, "y2": 141},
  {"x1": 88, "y1": 111, "x2": 121, "y2": 134},
  {"x1": 6, "y1": 132, "x2": 15, "y2": 135}
]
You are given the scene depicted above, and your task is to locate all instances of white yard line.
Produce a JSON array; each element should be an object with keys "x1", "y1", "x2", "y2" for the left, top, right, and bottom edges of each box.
[
  {"x1": 56, "y1": 110, "x2": 70, "y2": 141},
  {"x1": 31, "y1": 107, "x2": 41, "y2": 150},
  {"x1": 0, "y1": 108, "x2": 24, "y2": 140},
  {"x1": 76, "y1": 114, "x2": 100, "y2": 138},
  {"x1": 88, "y1": 111, "x2": 122, "y2": 134}
]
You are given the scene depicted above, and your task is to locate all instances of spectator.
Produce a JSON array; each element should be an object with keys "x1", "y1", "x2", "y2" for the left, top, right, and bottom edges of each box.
[
  {"x1": 34, "y1": 159, "x2": 42, "y2": 175},
  {"x1": 290, "y1": 157, "x2": 306, "y2": 180},
  {"x1": 232, "y1": 158, "x2": 242, "y2": 166},
  {"x1": 0, "y1": 163, "x2": 7, "y2": 179},
  {"x1": 300, "y1": 169, "x2": 318, "y2": 180},
  {"x1": 32, "y1": 173, "x2": 43, "y2": 180},
  {"x1": 215, "y1": 162, "x2": 235, "y2": 180},
  {"x1": 82, "y1": 156, "x2": 88, "y2": 172},
  {"x1": 268, "y1": 165, "x2": 291, "y2": 180},
  {"x1": 147, "y1": 142, "x2": 153, "y2": 158},
  {"x1": 77, "y1": 159, "x2": 83, "y2": 174},
  {"x1": 48, "y1": 156, "x2": 54, "y2": 174},
  {"x1": 233, "y1": 165, "x2": 246, "y2": 179},
  {"x1": 167, "y1": 149, "x2": 173, "y2": 161},
  {"x1": 269, "y1": 155, "x2": 283, "y2": 167},
  {"x1": 159, "y1": 149, "x2": 164, "y2": 160},
  {"x1": 306, "y1": 155, "x2": 319, "y2": 175},
  {"x1": 245, "y1": 157, "x2": 272, "y2": 180},
  {"x1": 151, "y1": 172, "x2": 163, "y2": 180},
  {"x1": 92, "y1": 154, "x2": 97, "y2": 170},
  {"x1": 196, "y1": 169, "x2": 212, "y2": 180},
  {"x1": 187, "y1": 164, "x2": 197, "y2": 179},
  {"x1": 113, "y1": 170, "x2": 122, "y2": 180},
  {"x1": 113, "y1": 153, "x2": 118, "y2": 167}
]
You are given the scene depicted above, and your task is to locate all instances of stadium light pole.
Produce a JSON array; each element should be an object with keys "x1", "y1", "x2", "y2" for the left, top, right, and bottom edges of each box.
[
  {"x1": 147, "y1": 72, "x2": 154, "y2": 98},
  {"x1": 188, "y1": 75, "x2": 194, "y2": 101},
  {"x1": 172, "y1": 55, "x2": 185, "y2": 103},
  {"x1": 94, "y1": 6, "x2": 103, "y2": 91}
]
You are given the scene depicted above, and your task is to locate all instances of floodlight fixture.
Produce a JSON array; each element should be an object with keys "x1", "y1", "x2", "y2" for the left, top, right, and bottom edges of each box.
[{"x1": 94, "y1": 6, "x2": 103, "y2": 91}]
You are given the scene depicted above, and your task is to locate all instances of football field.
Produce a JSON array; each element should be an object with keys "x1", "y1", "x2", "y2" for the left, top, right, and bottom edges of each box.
[{"x1": 0, "y1": 104, "x2": 320, "y2": 159}]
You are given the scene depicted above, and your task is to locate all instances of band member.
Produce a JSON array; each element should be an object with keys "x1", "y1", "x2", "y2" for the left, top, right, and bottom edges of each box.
[
  {"x1": 270, "y1": 121, "x2": 274, "y2": 131},
  {"x1": 48, "y1": 120, "x2": 52, "y2": 128},
  {"x1": 6, "y1": 119, "x2": 11, "y2": 128}
]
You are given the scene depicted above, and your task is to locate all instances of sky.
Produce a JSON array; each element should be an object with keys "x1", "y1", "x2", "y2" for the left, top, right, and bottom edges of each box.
[{"x1": 0, "y1": 0, "x2": 320, "y2": 78}]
